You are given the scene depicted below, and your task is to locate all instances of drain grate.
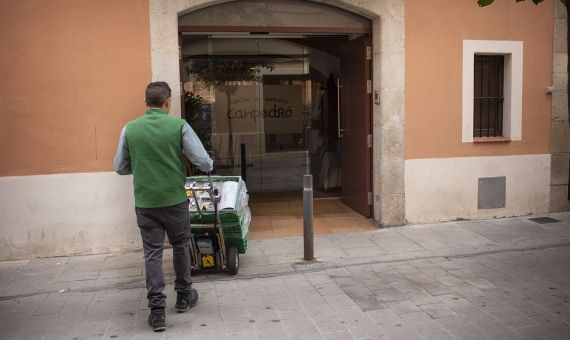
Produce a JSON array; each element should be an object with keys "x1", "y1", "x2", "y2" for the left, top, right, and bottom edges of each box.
[{"x1": 528, "y1": 217, "x2": 561, "y2": 224}]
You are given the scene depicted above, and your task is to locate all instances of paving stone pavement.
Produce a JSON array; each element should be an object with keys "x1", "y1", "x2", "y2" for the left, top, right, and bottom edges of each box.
[{"x1": 1, "y1": 212, "x2": 570, "y2": 339}]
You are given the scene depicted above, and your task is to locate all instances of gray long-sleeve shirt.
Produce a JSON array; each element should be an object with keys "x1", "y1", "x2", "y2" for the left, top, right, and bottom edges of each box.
[{"x1": 113, "y1": 122, "x2": 213, "y2": 175}]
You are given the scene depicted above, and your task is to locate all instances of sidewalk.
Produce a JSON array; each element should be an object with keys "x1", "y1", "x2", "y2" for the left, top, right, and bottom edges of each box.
[{"x1": 1, "y1": 212, "x2": 570, "y2": 339}]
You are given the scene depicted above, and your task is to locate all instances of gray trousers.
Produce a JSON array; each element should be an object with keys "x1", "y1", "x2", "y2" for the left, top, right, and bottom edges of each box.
[{"x1": 136, "y1": 200, "x2": 192, "y2": 310}]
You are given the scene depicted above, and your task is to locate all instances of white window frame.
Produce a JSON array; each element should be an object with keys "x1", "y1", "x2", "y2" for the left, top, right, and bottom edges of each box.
[{"x1": 462, "y1": 40, "x2": 523, "y2": 143}]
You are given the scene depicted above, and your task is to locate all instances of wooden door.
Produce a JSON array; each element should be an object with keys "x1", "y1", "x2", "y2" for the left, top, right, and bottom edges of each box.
[{"x1": 339, "y1": 35, "x2": 372, "y2": 217}]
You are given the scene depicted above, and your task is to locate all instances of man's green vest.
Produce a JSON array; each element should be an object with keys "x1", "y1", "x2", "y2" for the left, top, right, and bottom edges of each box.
[{"x1": 125, "y1": 108, "x2": 186, "y2": 208}]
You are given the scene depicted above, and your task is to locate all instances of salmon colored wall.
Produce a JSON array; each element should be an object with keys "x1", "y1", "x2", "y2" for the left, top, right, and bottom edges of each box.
[
  {"x1": 405, "y1": 0, "x2": 554, "y2": 160},
  {"x1": 0, "y1": 0, "x2": 151, "y2": 176}
]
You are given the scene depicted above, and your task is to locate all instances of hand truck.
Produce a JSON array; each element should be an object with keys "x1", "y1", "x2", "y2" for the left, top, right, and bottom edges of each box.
[{"x1": 187, "y1": 173, "x2": 240, "y2": 275}]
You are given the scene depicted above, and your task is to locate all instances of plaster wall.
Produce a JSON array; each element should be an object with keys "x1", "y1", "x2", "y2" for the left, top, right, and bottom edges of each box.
[
  {"x1": 405, "y1": 154, "x2": 551, "y2": 224},
  {"x1": 0, "y1": 173, "x2": 139, "y2": 260},
  {"x1": 0, "y1": 0, "x2": 151, "y2": 260},
  {"x1": 405, "y1": 0, "x2": 553, "y2": 159},
  {"x1": 0, "y1": 0, "x2": 152, "y2": 177},
  {"x1": 403, "y1": 0, "x2": 555, "y2": 223}
]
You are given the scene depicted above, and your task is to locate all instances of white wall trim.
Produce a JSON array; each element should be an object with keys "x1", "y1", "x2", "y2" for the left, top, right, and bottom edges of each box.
[
  {"x1": 0, "y1": 172, "x2": 139, "y2": 260},
  {"x1": 462, "y1": 40, "x2": 523, "y2": 142},
  {"x1": 405, "y1": 154, "x2": 550, "y2": 224}
]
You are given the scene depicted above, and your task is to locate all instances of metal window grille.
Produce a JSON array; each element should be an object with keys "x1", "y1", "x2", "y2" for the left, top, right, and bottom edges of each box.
[{"x1": 474, "y1": 55, "x2": 504, "y2": 138}]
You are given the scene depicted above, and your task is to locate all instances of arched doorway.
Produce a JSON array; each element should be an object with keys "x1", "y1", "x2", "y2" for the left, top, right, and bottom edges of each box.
[
  {"x1": 149, "y1": 0, "x2": 406, "y2": 228},
  {"x1": 178, "y1": 0, "x2": 374, "y2": 237}
]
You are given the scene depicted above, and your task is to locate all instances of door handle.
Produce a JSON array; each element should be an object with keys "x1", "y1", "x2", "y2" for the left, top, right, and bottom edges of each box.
[{"x1": 336, "y1": 78, "x2": 347, "y2": 138}]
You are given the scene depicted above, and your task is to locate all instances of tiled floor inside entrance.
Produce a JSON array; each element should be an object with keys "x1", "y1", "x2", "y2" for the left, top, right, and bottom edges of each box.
[{"x1": 248, "y1": 195, "x2": 376, "y2": 239}]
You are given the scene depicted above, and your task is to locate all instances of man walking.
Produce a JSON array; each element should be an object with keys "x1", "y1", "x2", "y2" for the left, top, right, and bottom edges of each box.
[{"x1": 114, "y1": 81, "x2": 213, "y2": 331}]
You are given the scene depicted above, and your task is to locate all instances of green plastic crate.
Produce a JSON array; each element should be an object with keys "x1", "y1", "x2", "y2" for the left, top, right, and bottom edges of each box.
[
  {"x1": 187, "y1": 176, "x2": 245, "y2": 225},
  {"x1": 225, "y1": 233, "x2": 248, "y2": 254},
  {"x1": 186, "y1": 175, "x2": 250, "y2": 254}
]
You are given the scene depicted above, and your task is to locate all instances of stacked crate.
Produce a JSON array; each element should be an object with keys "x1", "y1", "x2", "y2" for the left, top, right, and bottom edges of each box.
[{"x1": 187, "y1": 176, "x2": 250, "y2": 254}]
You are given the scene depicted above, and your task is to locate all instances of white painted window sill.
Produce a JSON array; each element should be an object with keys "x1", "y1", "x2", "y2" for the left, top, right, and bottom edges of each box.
[{"x1": 473, "y1": 137, "x2": 512, "y2": 143}]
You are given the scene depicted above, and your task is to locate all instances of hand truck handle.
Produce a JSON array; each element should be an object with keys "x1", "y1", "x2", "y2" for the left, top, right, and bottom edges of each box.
[
  {"x1": 207, "y1": 172, "x2": 221, "y2": 227},
  {"x1": 207, "y1": 171, "x2": 214, "y2": 189}
]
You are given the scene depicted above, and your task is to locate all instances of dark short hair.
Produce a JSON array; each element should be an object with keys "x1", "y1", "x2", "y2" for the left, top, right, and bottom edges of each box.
[{"x1": 145, "y1": 81, "x2": 171, "y2": 107}]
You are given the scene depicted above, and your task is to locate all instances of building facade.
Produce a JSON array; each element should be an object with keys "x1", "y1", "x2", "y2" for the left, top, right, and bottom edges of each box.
[{"x1": 0, "y1": 0, "x2": 567, "y2": 260}]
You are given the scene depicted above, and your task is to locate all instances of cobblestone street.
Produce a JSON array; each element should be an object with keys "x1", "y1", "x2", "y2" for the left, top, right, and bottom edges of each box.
[{"x1": 1, "y1": 212, "x2": 570, "y2": 339}]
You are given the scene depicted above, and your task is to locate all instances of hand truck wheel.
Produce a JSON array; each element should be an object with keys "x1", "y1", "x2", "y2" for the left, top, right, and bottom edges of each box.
[{"x1": 226, "y1": 247, "x2": 239, "y2": 275}]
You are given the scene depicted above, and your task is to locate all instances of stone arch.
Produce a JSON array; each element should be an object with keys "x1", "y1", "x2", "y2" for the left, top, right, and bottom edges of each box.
[
  {"x1": 176, "y1": 0, "x2": 379, "y2": 22},
  {"x1": 148, "y1": 0, "x2": 405, "y2": 225},
  {"x1": 178, "y1": 0, "x2": 374, "y2": 29}
]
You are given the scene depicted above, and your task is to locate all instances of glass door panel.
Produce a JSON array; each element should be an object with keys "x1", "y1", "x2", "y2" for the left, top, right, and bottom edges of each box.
[
  {"x1": 182, "y1": 37, "x2": 264, "y2": 189},
  {"x1": 258, "y1": 38, "x2": 308, "y2": 192},
  {"x1": 182, "y1": 36, "x2": 313, "y2": 193}
]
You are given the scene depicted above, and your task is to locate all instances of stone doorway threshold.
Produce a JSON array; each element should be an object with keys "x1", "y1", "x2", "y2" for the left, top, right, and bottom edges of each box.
[{"x1": 248, "y1": 194, "x2": 376, "y2": 240}]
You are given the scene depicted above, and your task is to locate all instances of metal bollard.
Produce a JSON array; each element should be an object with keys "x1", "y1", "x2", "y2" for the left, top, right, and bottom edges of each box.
[{"x1": 303, "y1": 174, "x2": 314, "y2": 261}]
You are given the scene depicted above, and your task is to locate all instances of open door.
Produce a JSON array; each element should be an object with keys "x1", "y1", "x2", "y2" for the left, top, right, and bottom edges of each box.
[{"x1": 339, "y1": 35, "x2": 372, "y2": 217}]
